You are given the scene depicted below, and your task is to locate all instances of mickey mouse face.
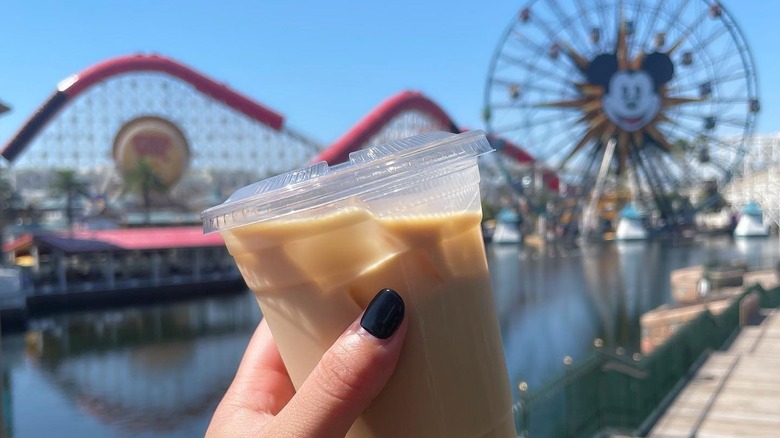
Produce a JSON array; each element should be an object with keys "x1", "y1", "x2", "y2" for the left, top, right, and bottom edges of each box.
[
  {"x1": 586, "y1": 52, "x2": 674, "y2": 133},
  {"x1": 603, "y1": 71, "x2": 660, "y2": 132}
]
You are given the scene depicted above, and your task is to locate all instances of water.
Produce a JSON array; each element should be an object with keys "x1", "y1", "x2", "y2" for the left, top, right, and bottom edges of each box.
[{"x1": 1, "y1": 236, "x2": 777, "y2": 437}]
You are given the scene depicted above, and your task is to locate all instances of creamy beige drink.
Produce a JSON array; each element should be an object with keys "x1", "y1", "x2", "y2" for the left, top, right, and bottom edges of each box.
[
  {"x1": 222, "y1": 208, "x2": 515, "y2": 437},
  {"x1": 203, "y1": 131, "x2": 515, "y2": 438}
]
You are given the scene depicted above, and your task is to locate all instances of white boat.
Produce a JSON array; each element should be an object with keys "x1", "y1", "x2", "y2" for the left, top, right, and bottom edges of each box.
[
  {"x1": 694, "y1": 209, "x2": 736, "y2": 235},
  {"x1": 615, "y1": 203, "x2": 648, "y2": 241},
  {"x1": 734, "y1": 201, "x2": 768, "y2": 237},
  {"x1": 492, "y1": 208, "x2": 522, "y2": 244}
]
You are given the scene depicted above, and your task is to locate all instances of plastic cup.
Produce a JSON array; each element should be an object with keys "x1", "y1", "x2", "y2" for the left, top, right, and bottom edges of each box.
[{"x1": 202, "y1": 131, "x2": 515, "y2": 437}]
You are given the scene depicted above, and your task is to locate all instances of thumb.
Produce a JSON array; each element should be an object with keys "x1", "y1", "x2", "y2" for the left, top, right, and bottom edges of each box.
[{"x1": 271, "y1": 288, "x2": 407, "y2": 438}]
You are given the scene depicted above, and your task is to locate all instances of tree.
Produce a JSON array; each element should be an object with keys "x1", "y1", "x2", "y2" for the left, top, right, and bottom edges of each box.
[
  {"x1": 0, "y1": 167, "x2": 24, "y2": 241},
  {"x1": 50, "y1": 169, "x2": 90, "y2": 231},
  {"x1": 123, "y1": 158, "x2": 168, "y2": 224}
]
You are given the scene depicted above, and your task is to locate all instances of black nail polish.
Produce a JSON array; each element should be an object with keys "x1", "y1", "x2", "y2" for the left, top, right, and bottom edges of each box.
[{"x1": 360, "y1": 288, "x2": 405, "y2": 339}]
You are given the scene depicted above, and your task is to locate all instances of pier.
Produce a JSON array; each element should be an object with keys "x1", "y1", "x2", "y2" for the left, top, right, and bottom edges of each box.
[{"x1": 649, "y1": 309, "x2": 780, "y2": 436}]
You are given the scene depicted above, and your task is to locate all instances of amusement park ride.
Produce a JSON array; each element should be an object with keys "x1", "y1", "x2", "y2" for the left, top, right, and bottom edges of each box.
[
  {"x1": 0, "y1": 57, "x2": 465, "y2": 230},
  {"x1": 484, "y1": 0, "x2": 760, "y2": 240},
  {"x1": 0, "y1": 0, "x2": 767, "y2": 243}
]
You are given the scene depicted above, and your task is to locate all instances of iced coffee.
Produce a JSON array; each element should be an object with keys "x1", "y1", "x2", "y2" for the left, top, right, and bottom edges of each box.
[{"x1": 203, "y1": 131, "x2": 515, "y2": 438}]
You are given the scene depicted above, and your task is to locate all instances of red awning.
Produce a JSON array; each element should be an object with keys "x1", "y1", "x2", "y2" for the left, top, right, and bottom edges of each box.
[{"x1": 4, "y1": 227, "x2": 225, "y2": 255}]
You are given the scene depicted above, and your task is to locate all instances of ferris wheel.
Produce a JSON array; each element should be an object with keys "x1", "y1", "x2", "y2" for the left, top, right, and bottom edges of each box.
[{"x1": 483, "y1": 0, "x2": 759, "y2": 229}]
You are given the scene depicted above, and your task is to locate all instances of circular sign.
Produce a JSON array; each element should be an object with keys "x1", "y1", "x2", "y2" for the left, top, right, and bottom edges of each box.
[{"x1": 113, "y1": 116, "x2": 189, "y2": 188}]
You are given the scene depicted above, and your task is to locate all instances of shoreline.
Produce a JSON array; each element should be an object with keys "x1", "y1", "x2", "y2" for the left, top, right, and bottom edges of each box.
[{"x1": 1, "y1": 277, "x2": 247, "y2": 333}]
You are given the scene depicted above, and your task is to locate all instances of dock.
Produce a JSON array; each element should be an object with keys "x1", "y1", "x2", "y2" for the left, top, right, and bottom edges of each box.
[
  {"x1": 649, "y1": 309, "x2": 780, "y2": 437},
  {"x1": 641, "y1": 268, "x2": 778, "y2": 354}
]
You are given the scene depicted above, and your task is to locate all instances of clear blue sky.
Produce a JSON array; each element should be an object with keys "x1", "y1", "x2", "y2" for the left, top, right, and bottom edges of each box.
[{"x1": 1, "y1": 0, "x2": 778, "y2": 151}]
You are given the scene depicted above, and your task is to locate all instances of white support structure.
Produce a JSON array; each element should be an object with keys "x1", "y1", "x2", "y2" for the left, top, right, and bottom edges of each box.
[
  {"x1": 582, "y1": 139, "x2": 617, "y2": 235},
  {"x1": 724, "y1": 134, "x2": 780, "y2": 228}
]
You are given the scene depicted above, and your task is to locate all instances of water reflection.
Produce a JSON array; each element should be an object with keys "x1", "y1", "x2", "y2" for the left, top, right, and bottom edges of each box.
[
  {"x1": 0, "y1": 237, "x2": 778, "y2": 436},
  {"x1": 487, "y1": 236, "x2": 780, "y2": 399},
  {"x1": 489, "y1": 244, "x2": 599, "y2": 395},
  {"x1": 2, "y1": 294, "x2": 261, "y2": 437}
]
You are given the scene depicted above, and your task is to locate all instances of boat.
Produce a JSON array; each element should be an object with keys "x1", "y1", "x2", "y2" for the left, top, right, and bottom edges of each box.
[
  {"x1": 491, "y1": 208, "x2": 522, "y2": 244},
  {"x1": 615, "y1": 203, "x2": 648, "y2": 241},
  {"x1": 733, "y1": 201, "x2": 768, "y2": 237},
  {"x1": 694, "y1": 209, "x2": 737, "y2": 236}
]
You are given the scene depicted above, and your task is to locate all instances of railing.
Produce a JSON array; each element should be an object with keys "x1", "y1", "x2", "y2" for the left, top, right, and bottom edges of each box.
[
  {"x1": 513, "y1": 283, "x2": 780, "y2": 437},
  {"x1": 25, "y1": 266, "x2": 241, "y2": 296}
]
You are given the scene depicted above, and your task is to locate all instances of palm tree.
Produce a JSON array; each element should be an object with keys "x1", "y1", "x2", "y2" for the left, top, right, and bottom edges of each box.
[
  {"x1": 50, "y1": 169, "x2": 90, "y2": 231},
  {"x1": 123, "y1": 158, "x2": 168, "y2": 224}
]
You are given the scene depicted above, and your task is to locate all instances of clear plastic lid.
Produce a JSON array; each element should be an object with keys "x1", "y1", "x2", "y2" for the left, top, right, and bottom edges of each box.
[{"x1": 201, "y1": 130, "x2": 493, "y2": 233}]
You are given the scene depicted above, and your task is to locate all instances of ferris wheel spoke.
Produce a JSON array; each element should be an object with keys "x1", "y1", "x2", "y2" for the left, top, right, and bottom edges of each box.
[
  {"x1": 574, "y1": 0, "x2": 600, "y2": 51},
  {"x1": 506, "y1": 28, "x2": 586, "y2": 75},
  {"x1": 574, "y1": 0, "x2": 595, "y2": 51},
  {"x1": 657, "y1": 115, "x2": 705, "y2": 136},
  {"x1": 547, "y1": 0, "x2": 593, "y2": 57},
  {"x1": 667, "y1": 70, "x2": 746, "y2": 94},
  {"x1": 497, "y1": 53, "x2": 578, "y2": 85},
  {"x1": 660, "y1": 0, "x2": 693, "y2": 44},
  {"x1": 491, "y1": 77, "x2": 576, "y2": 96},
  {"x1": 648, "y1": 155, "x2": 678, "y2": 192},
  {"x1": 659, "y1": 132, "x2": 699, "y2": 183},
  {"x1": 490, "y1": 102, "x2": 572, "y2": 110},
  {"x1": 707, "y1": 47, "x2": 745, "y2": 77},
  {"x1": 546, "y1": 0, "x2": 580, "y2": 42},
  {"x1": 630, "y1": 145, "x2": 673, "y2": 217},
  {"x1": 699, "y1": 23, "x2": 731, "y2": 51},
  {"x1": 663, "y1": 96, "x2": 706, "y2": 108},
  {"x1": 673, "y1": 111, "x2": 749, "y2": 130},
  {"x1": 566, "y1": 141, "x2": 602, "y2": 188},
  {"x1": 582, "y1": 145, "x2": 605, "y2": 186},
  {"x1": 712, "y1": 96, "x2": 751, "y2": 105},
  {"x1": 557, "y1": 128, "x2": 606, "y2": 171},
  {"x1": 625, "y1": 0, "x2": 646, "y2": 59},
  {"x1": 544, "y1": 143, "x2": 583, "y2": 168},
  {"x1": 512, "y1": 13, "x2": 575, "y2": 68},
  {"x1": 644, "y1": 125, "x2": 674, "y2": 153},
  {"x1": 490, "y1": 112, "x2": 581, "y2": 134},
  {"x1": 717, "y1": 118, "x2": 751, "y2": 130},
  {"x1": 507, "y1": 30, "x2": 554, "y2": 59},
  {"x1": 666, "y1": 7, "x2": 710, "y2": 56},
  {"x1": 540, "y1": 126, "x2": 593, "y2": 164},
  {"x1": 523, "y1": 5, "x2": 576, "y2": 52},
  {"x1": 635, "y1": 0, "x2": 666, "y2": 54},
  {"x1": 594, "y1": 0, "x2": 615, "y2": 49},
  {"x1": 535, "y1": 97, "x2": 594, "y2": 109},
  {"x1": 664, "y1": 124, "x2": 743, "y2": 160},
  {"x1": 664, "y1": 95, "x2": 748, "y2": 106}
]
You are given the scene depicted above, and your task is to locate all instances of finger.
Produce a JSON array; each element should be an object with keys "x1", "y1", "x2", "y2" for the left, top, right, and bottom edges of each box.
[
  {"x1": 223, "y1": 318, "x2": 296, "y2": 415},
  {"x1": 272, "y1": 288, "x2": 407, "y2": 438}
]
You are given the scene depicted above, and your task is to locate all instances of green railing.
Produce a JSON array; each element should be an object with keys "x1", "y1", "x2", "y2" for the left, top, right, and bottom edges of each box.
[{"x1": 513, "y1": 283, "x2": 780, "y2": 437}]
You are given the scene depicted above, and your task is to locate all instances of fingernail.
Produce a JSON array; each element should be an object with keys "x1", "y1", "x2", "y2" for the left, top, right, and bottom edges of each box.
[{"x1": 360, "y1": 288, "x2": 405, "y2": 339}]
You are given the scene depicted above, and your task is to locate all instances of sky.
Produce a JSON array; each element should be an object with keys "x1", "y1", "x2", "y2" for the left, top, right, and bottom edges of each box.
[{"x1": 1, "y1": 0, "x2": 778, "y2": 154}]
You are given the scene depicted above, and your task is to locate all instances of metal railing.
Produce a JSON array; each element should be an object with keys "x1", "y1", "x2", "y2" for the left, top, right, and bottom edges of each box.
[{"x1": 513, "y1": 283, "x2": 780, "y2": 437}]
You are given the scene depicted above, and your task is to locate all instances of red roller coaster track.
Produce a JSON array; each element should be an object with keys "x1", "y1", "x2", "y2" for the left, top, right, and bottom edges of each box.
[
  {"x1": 1, "y1": 54, "x2": 285, "y2": 163},
  {"x1": 311, "y1": 90, "x2": 459, "y2": 164},
  {"x1": 1, "y1": 53, "x2": 556, "y2": 188}
]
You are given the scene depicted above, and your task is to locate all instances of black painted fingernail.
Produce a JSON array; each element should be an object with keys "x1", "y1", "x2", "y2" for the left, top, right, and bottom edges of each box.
[{"x1": 360, "y1": 288, "x2": 405, "y2": 339}]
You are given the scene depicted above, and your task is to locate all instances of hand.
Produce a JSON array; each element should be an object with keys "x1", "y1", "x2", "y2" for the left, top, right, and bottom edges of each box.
[{"x1": 207, "y1": 288, "x2": 407, "y2": 438}]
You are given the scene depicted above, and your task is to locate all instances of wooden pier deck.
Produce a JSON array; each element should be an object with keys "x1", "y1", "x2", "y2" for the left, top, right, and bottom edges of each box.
[{"x1": 649, "y1": 310, "x2": 780, "y2": 437}]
